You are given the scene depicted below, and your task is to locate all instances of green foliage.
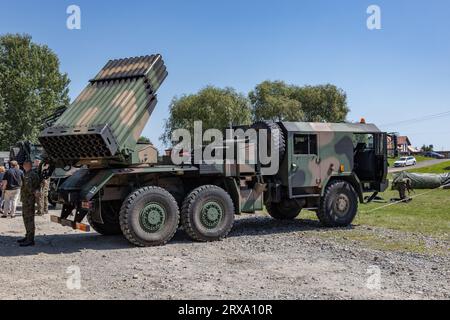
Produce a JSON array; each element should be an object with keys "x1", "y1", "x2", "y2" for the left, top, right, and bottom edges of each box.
[
  {"x1": 0, "y1": 34, "x2": 70, "y2": 150},
  {"x1": 138, "y1": 136, "x2": 152, "y2": 144},
  {"x1": 249, "y1": 81, "x2": 303, "y2": 121},
  {"x1": 0, "y1": 95, "x2": 6, "y2": 138},
  {"x1": 421, "y1": 144, "x2": 434, "y2": 152},
  {"x1": 162, "y1": 86, "x2": 252, "y2": 145},
  {"x1": 249, "y1": 81, "x2": 349, "y2": 122},
  {"x1": 292, "y1": 84, "x2": 349, "y2": 122}
]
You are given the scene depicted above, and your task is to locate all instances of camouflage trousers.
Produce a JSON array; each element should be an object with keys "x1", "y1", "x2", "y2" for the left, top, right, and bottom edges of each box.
[
  {"x1": 22, "y1": 198, "x2": 36, "y2": 241},
  {"x1": 36, "y1": 179, "x2": 49, "y2": 216}
]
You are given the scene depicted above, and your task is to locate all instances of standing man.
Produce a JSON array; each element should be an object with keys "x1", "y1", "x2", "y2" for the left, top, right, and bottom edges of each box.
[
  {"x1": 0, "y1": 166, "x2": 5, "y2": 215},
  {"x1": 1, "y1": 161, "x2": 23, "y2": 218},
  {"x1": 18, "y1": 160, "x2": 40, "y2": 247},
  {"x1": 34, "y1": 159, "x2": 49, "y2": 216}
]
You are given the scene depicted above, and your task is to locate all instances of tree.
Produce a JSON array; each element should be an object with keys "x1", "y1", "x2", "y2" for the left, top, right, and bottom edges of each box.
[
  {"x1": 249, "y1": 81, "x2": 303, "y2": 121},
  {"x1": 249, "y1": 81, "x2": 349, "y2": 123},
  {"x1": 0, "y1": 34, "x2": 70, "y2": 150},
  {"x1": 138, "y1": 136, "x2": 152, "y2": 144},
  {"x1": 421, "y1": 144, "x2": 434, "y2": 152},
  {"x1": 0, "y1": 95, "x2": 6, "y2": 140},
  {"x1": 161, "y1": 86, "x2": 252, "y2": 145},
  {"x1": 291, "y1": 84, "x2": 349, "y2": 122}
]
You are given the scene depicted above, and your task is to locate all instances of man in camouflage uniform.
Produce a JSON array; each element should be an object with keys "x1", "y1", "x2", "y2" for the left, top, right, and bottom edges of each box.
[
  {"x1": 34, "y1": 159, "x2": 49, "y2": 216},
  {"x1": 18, "y1": 160, "x2": 41, "y2": 247},
  {"x1": 391, "y1": 177, "x2": 413, "y2": 203}
]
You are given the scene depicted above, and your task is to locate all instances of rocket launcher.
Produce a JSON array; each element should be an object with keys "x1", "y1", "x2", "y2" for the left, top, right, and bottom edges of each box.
[{"x1": 39, "y1": 54, "x2": 167, "y2": 166}]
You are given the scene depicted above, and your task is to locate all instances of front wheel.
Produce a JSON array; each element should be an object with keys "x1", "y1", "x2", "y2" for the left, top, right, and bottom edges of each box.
[
  {"x1": 317, "y1": 180, "x2": 358, "y2": 227},
  {"x1": 266, "y1": 200, "x2": 302, "y2": 220},
  {"x1": 119, "y1": 186, "x2": 180, "y2": 247},
  {"x1": 181, "y1": 185, "x2": 235, "y2": 242}
]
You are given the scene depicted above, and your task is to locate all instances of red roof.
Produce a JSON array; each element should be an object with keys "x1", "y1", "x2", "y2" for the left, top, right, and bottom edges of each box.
[{"x1": 397, "y1": 136, "x2": 411, "y2": 146}]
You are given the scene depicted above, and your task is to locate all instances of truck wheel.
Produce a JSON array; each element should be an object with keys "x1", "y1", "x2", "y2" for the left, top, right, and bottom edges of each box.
[
  {"x1": 266, "y1": 200, "x2": 302, "y2": 220},
  {"x1": 87, "y1": 201, "x2": 122, "y2": 236},
  {"x1": 317, "y1": 180, "x2": 358, "y2": 227},
  {"x1": 119, "y1": 186, "x2": 179, "y2": 247},
  {"x1": 181, "y1": 185, "x2": 235, "y2": 242}
]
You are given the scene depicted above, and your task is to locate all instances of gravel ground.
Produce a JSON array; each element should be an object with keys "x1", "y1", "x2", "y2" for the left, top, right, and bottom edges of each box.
[{"x1": 0, "y1": 208, "x2": 448, "y2": 300}]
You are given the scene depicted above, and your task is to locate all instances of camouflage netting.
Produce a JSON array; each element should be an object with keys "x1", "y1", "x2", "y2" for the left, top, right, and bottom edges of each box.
[{"x1": 392, "y1": 171, "x2": 450, "y2": 190}]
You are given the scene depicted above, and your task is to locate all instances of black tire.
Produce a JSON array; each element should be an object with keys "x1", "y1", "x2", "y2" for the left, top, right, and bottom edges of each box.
[
  {"x1": 317, "y1": 180, "x2": 358, "y2": 227},
  {"x1": 252, "y1": 121, "x2": 286, "y2": 164},
  {"x1": 266, "y1": 200, "x2": 302, "y2": 220},
  {"x1": 181, "y1": 185, "x2": 235, "y2": 242},
  {"x1": 119, "y1": 186, "x2": 180, "y2": 247},
  {"x1": 87, "y1": 201, "x2": 122, "y2": 236}
]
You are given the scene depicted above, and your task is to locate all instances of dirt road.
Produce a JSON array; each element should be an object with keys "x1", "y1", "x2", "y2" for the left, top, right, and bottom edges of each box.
[
  {"x1": 0, "y1": 209, "x2": 448, "y2": 300},
  {"x1": 389, "y1": 159, "x2": 449, "y2": 173}
]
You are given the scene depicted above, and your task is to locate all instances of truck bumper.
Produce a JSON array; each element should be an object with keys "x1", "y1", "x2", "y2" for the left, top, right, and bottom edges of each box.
[{"x1": 50, "y1": 215, "x2": 91, "y2": 232}]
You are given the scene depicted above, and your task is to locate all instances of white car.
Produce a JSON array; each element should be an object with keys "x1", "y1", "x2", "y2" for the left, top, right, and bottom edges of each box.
[{"x1": 394, "y1": 156, "x2": 417, "y2": 167}]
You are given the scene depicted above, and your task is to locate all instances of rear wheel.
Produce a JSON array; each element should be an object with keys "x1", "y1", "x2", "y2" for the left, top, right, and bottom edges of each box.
[
  {"x1": 317, "y1": 180, "x2": 358, "y2": 227},
  {"x1": 266, "y1": 200, "x2": 302, "y2": 220},
  {"x1": 87, "y1": 201, "x2": 122, "y2": 235},
  {"x1": 119, "y1": 186, "x2": 179, "y2": 247},
  {"x1": 181, "y1": 185, "x2": 235, "y2": 242}
]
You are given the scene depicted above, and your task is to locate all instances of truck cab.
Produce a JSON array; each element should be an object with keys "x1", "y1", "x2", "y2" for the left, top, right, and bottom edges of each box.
[{"x1": 263, "y1": 121, "x2": 388, "y2": 225}]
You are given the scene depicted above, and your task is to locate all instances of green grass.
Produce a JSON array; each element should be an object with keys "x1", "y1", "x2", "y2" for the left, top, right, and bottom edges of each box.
[
  {"x1": 264, "y1": 160, "x2": 450, "y2": 254},
  {"x1": 406, "y1": 160, "x2": 450, "y2": 174},
  {"x1": 298, "y1": 173, "x2": 450, "y2": 254},
  {"x1": 356, "y1": 188, "x2": 450, "y2": 238},
  {"x1": 299, "y1": 187, "x2": 449, "y2": 238}
]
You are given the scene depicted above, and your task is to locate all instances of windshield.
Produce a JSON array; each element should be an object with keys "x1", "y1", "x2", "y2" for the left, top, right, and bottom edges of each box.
[{"x1": 399, "y1": 157, "x2": 407, "y2": 161}]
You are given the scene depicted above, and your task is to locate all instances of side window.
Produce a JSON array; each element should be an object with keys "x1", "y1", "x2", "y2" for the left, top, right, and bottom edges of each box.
[
  {"x1": 309, "y1": 135, "x2": 318, "y2": 155},
  {"x1": 294, "y1": 135, "x2": 309, "y2": 154},
  {"x1": 294, "y1": 134, "x2": 318, "y2": 155}
]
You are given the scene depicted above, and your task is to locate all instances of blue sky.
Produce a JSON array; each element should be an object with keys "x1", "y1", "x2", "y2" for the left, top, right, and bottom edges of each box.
[{"x1": 1, "y1": 0, "x2": 449, "y2": 151}]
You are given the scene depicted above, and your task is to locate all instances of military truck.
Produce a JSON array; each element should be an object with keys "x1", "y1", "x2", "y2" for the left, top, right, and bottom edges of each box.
[{"x1": 40, "y1": 54, "x2": 388, "y2": 247}]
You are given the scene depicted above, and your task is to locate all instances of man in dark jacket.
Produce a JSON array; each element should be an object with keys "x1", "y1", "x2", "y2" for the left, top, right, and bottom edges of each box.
[
  {"x1": 1, "y1": 161, "x2": 23, "y2": 218},
  {"x1": 0, "y1": 166, "x2": 5, "y2": 214}
]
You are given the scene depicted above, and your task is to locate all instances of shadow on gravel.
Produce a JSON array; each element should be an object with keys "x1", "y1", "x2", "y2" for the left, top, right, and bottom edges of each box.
[
  {"x1": 229, "y1": 216, "x2": 352, "y2": 238},
  {"x1": 0, "y1": 232, "x2": 134, "y2": 257},
  {"x1": 0, "y1": 216, "x2": 353, "y2": 257}
]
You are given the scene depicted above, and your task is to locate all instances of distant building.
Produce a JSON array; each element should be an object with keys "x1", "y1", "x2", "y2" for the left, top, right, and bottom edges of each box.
[
  {"x1": 397, "y1": 136, "x2": 411, "y2": 154},
  {"x1": 387, "y1": 135, "x2": 419, "y2": 156}
]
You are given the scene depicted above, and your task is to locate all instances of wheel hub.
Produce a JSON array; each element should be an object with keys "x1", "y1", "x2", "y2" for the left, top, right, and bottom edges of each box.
[
  {"x1": 139, "y1": 203, "x2": 166, "y2": 233},
  {"x1": 334, "y1": 194, "x2": 350, "y2": 216},
  {"x1": 200, "y1": 201, "x2": 223, "y2": 229}
]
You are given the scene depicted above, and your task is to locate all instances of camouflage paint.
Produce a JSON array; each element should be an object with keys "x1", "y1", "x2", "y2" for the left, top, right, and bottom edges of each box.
[
  {"x1": 281, "y1": 122, "x2": 381, "y2": 194},
  {"x1": 39, "y1": 54, "x2": 167, "y2": 166}
]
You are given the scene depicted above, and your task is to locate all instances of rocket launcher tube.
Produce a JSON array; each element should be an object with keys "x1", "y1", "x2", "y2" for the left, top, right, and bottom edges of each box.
[{"x1": 39, "y1": 54, "x2": 167, "y2": 166}]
